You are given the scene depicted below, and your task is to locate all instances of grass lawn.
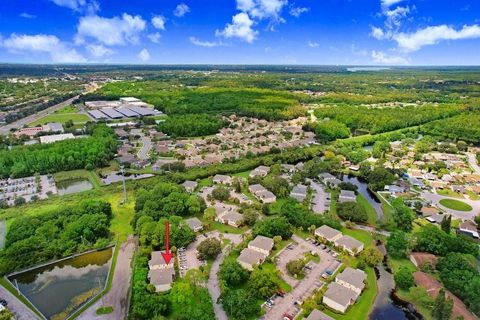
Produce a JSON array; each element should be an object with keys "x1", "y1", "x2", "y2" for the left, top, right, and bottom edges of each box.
[
  {"x1": 467, "y1": 190, "x2": 480, "y2": 200},
  {"x1": 322, "y1": 267, "x2": 377, "y2": 320},
  {"x1": 55, "y1": 105, "x2": 78, "y2": 114},
  {"x1": 29, "y1": 113, "x2": 90, "y2": 126},
  {"x1": 357, "y1": 194, "x2": 378, "y2": 227},
  {"x1": 437, "y1": 189, "x2": 464, "y2": 199},
  {"x1": 261, "y1": 263, "x2": 292, "y2": 293},
  {"x1": 439, "y1": 198, "x2": 473, "y2": 211},
  {"x1": 341, "y1": 228, "x2": 375, "y2": 249},
  {"x1": 96, "y1": 306, "x2": 113, "y2": 315},
  {"x1": 197, "y1": 177, "x2": 213, "y2": 189},
  {"x1": 212, "y1": 222, "x2": 245, "y2": 234},
  {"x1": 232, "y1": 170, "x2": 251, "y2": 179},
  {"x1": 106, "y1": 192, "x2": 135, "y2": 242},
  {"x1": 268, "y1": 198, "x2": 289, "y2": 215},
  {"x1": 329, "y1": 190, "x2": 339, "y2": 216}
]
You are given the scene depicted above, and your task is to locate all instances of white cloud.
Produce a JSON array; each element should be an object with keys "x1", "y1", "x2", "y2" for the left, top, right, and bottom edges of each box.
[
  {"x1": 371, "y1": 50, "x2": 409, "y2": 64},
  {"x1": 236, "y1": 0, "x2": 287, "y2": 20},
  {"x1": 307, "y1": 40, "x2": 319, "y2": 48},
  {"x1": 50, "y1": 0, "x2": 85, "y2": 11},
  {"x1": 76, "y1": 13, "x2": 146, "y2": 46},
  {"x1": 381, "y1": 0, "x2": 404, "y2": 9},
  {"x1": 138, "y1": 48, "x2": 150, "y2": 62},
  {"x1": 370, "y1": 26, "x2": 386, "y2": 40},
  {"x1": 20, "y1": 13, "x2": 36, "y2": 19},
  {"x1": 148, "y1": 33, "x2": 161, "y2": 43},
  {"x1": 216, "y1": 12, "x2": 258, "y2": 43},
  {"x1": 2, "y1": 33, "x2": 85, "y2": 63},
  {"x1": 86, "y1": 44, "x2": 113, "y2": 57},
  {"x1": 152, "y1": 15, "x2": 166, "y2": 30},
  {"x1": 174, "y1": 3, "x2": 190, "y2": 17},
  {"x1": 384, "y1": 6, "x2": 410, "y2": 29},
  {"x1": 289, "y1": 6, "x2": 309, "y2": 18},
  {"x1": 189, "y1": 37, "x2": 222, "y2": 47},
  {"x1": 393, "y1": 24, "x2": 480, "y2": 52}
]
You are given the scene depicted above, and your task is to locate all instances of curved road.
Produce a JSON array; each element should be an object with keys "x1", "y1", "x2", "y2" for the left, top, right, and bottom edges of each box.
[
  {"x1": 207, "y1": 251, "x2": 228, "y2": 320},
  {"x1": 467, "y1": 152, "x2": 480, "y2": 175},
  {"x1": 421, "y1": 192, "x2": 480, "y2": 220}
]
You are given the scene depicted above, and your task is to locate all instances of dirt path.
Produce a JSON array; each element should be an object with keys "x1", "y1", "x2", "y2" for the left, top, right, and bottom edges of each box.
[{"x1": 77, "y1": 236, "x2": 137, "y2": 320}]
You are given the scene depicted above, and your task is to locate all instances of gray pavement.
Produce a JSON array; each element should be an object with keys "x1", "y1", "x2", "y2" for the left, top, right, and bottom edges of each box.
[
  {"x1": 77, "y1": 236, "x2": 137, "y2": 320},
  {"x1": 0, "y1": 220, "x2": 6, "y2": 249},
  {"x1": 0, "y1": 96, "x2": 79, "y2": 135},
  {"x1": 137, "y1": 135, "x2": 152, "y2": 161},
  {"x1": 0, "y1": 285, "x2": 39, "y2": 320},
  {"x1": 307, "y1": 179, "x2": 329, "y2": 214},
  {"x1": 467, "y1": 152, "x2": 480, "y2": 175}
]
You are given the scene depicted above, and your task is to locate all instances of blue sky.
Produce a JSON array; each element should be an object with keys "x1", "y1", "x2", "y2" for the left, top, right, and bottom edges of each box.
[{"x1": 0, "y1": 0, "x2": 479, "y2": 65}]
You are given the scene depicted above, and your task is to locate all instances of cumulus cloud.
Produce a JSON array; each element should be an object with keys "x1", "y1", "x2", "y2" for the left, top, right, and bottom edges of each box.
[
  {"x1": 138, "y1": 48, "x2": 150, "y2": 62},
  {"x1": 384, "y1": 5, "x2": 410, "y2": 29},
  {"x1": 76, "y1": 13, "x2": 146, "y2": 46},
  {"x1": 1, "y1": 33, "x2": 85, "y2": 63},
  {"x1": 152, "y1": 15, "x2": 166, "y2": 30},
  {"x1": 86, "y1": 44, "x2": 113, "y2": 57},
  {"x1": 216, "y1": 12, "x2": 258, "y2": 43},
  {"x1": 237, "y1": 0, "x2": 287, "y2": 20},
  {"x1": 370, "y1": 26, "x2": 386, "y2": 40},
  {"x1": 289, "y1": 6, "x2": 309, "y2": 18},
  {"x1": 189, "y1": 37, "x2": 222, "y2": 47},
  {"x1": 49, "y1": 0, "x2": 99, "y2": 13},
  {"x1": 371, "y1": 50, "x2": 409, "y2": 64},
  {"x1": 174, "y1": 3, "x2": 190, "y2": 17},
  {"x1": 148, "y1": 33, "x2": 161, "y2": 43},
  {"x1": 380, "y1": 0, "x2": 404, "y2": 9},
  {"x1": 307, "y1": 40, "x2": 319, "y2": 48},
  {"x1": 20, "y1": 13, "x2": 36, "y2": 19},
  {"x1": 393, "y1": 24, "x2": 480, "y2": 52}
]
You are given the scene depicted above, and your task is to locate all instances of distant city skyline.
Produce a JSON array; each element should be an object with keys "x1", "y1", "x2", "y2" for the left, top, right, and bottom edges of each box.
[{"x1": 0, "y1": 0, "x2": 479, "y2": 65}]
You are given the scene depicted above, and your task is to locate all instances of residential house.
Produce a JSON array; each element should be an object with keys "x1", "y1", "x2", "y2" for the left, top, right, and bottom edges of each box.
[
  {"x1": 410, "y1": 252, "x2": 438, "y2": 268},
  {"x1": 148, "y1": 251, "x2": 175, "y2": 292},
  {"x1": 216, "y1": 211, "x2": 243, "y2": 227},
  {"x1": 323, "y1": 282, "x2": 358, "y2": 313},
  {"x1": 182, "y1": 180, "x2": 198, "y2": 193},
  {"x1": 305, "y1": 310, "x2": 334, "y2": 320},
  {"x1": 426, "y1": 213, "x2": 445, "y2": 224},
  {"x1": 339, "y1": 190, "x2": 356, "y2": 203},
  {"x1": 315, "y1": 225, "x2": 342, "y2": 243},
  {"x1": 256, "y1": 190, "x2": 277, "y2": 203},
  {"x1": 420, "y1": 207, "x2": 440, "y2": 216},
  {"x1": 319, "y1": 173, "x2": 341, "y2": 188},
  {"x1": 335, "y1": 268, "x2": 366, "y2": 296},
  {"x1": 249, "y1": 165, "x2": 270, "y2": 178},
  {"x1": 185, "y1": 217, "x2": 203, "y2": 232},
  {"x1": 291, "y1": 184, "x2": 308, "y2": 202},
  {"x1": 237, "y1": 248, "x2": 268, "y2": 271},
  {"x1": 248, "y1": 235, "x2": 274, "y2": 256},
  {"x1": 212, "y1": 174, "x2": 233, "y2": 185},
  {"x1": 458, "y1": 220, "x2": 479, "y2": 238},
  {"x1": 334, "y1": 235, "x2": 364, "y2": 255},
  {"x1": 281, "y1": 164, "x2": 295, "y2": 173}
]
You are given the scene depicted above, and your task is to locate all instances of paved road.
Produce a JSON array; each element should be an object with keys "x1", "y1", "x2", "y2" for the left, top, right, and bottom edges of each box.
[
  {"x1": 207, "y1": 251, "x2": 229, "y2": 320},
  {"x1": 307, "y1": 179, "x2": 329, "y2": 214},
  {"x1": 77, "y1": 236, "x2": 137, "y2": 320},
  {"x1": 0, "y1": 220, "x2": 6, "y2": 249},
  {"x1": 0, "y1": 285, "x2": 39, "y2": 320},
  {"x1": 421, "y1": 192, "x2": 480, "y2": 220},
  {"x1": 467, "y1": 152, "x2": 480, "y2": 175},
  {"x1": 137, "y1": 135, "x2": 152, "y2": 160},
  {"x1": 0, "y1": 96, "x2": 79, "y2": 135}
]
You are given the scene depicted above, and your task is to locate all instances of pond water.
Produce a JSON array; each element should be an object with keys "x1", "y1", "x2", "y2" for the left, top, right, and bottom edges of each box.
[
  {"x1": 56, "y1": 178, "x2": 93, "y2": 195},
  {"x1": 9, "y1": 247, "x2": 113, "y2": 320},
  {"x1": 370, "y1": 244, "x2": 423, "y2": 320},
  {"x1": 342, "y1": 175, "x2": 383, "y2": 219}
]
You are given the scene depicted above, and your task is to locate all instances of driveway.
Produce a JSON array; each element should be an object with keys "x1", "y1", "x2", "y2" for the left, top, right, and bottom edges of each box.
[
  {"x1": 264, "y1": 235, "x2": 341, "y2": 320},
  {"x1": 466, "y1": 152, "x2": 480, "y2": 175},
  {"x1": 421, "y1": 192, "x2": 480, "y2": 220},
  {"x1": 0, "y1": 285, "x2": 39, "y2": 320},
  {"x1": 77, "y1": 236, "x2": 137, "y2": 320},
  {"x1": 307, "y1": 179, "x2": 329, "y2": 214},
  {"x1": 207, "y1": 251, "x2": 228, "y2": 320},
  {"x1": 137, "y1": 135, "x2": 152, "y2": 161}
]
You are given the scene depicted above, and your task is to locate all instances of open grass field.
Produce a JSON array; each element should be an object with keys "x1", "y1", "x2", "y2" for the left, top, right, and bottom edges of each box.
[
  {"x1": 437, "y1": 189, "x2": 464, "y2": 199},
  {"x1": 357, "y1": 194, "x2": 378, "y2": 226},
  {"x1": 55, "y1": 105, "x2": 78, "y2": 114},
  {"x1": 439, "y1": 198, "x2": 473, "y2": 211},
  {"x1": 28, "y1": 113, "x2": 90, "y2": 126}
]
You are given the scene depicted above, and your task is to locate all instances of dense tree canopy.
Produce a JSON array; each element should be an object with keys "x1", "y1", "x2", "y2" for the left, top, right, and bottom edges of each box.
[
  {"x1": 313, "y1": 120, "x2": 350, "y2": 142},
  {"x1": 0, "y1": 200, "x2": 112, "y2": 274},
  {"x1": 413, "y1": 225, "x2": 478, "y2": 256},
  {"x1": 337, "y1": 201, "x2": 368, "y2": 223},
  {"x1": 0, "y1": 124, "x2": 117, "y2": 178},
  {"x1": 158, "y1": 114, "x2": 227, "y2": 137}
]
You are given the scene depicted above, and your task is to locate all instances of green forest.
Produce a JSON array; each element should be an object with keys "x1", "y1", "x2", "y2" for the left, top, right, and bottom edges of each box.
[
  {"x1": 0, "y1": 200, "x2": 112, "y2": 274},
  {"x1": 419, "y1": 112, "x2": 480, "y2": 142},
  {"x1": 158, "y1": 114, "x2": 227, "y2": 137},
  {"x1": 0, "y1": 123, "x2": 117, "y2": 178}
]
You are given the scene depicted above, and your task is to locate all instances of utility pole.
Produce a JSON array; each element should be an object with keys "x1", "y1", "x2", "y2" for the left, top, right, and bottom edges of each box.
[{"x1": 120, "y1": 165, "x2": 127, "y2": 203}]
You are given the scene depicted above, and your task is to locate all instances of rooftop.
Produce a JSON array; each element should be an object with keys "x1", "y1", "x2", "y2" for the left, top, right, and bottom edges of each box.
[
  {"x1": 335, "y1": 235, "x2": 363, "y2": 251},
  {"x1": 315, "y1": 225, "x2": 341, "y2": 240},
  {"x1": 249, "y1": 235, "x2": 274, "y2": 252},
  {"x1": 323, "y1": 282, "x2": 357, "y2": 307},
  {"x1": 336, "y1": 267, "x2": 367, "y2": 291},
  {"x1": 237, "y1": 248, "x2": 267, "y2": 266}
]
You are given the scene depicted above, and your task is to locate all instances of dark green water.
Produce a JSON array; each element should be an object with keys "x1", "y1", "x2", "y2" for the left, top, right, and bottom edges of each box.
[
  {"x1": 9, "y1": 248, "x2": 113, "y2": 320},
  {"x1": 56, "y1": 178, "x2": 93, "y2": 195}
]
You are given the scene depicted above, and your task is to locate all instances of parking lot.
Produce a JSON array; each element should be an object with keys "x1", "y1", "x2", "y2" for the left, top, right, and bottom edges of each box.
[
  {"x1": 0, "y1": 175, "x2": 57, "y2": 206},
  {"x1": 178, "y1": 231, "x2": 242, "y2": 277},
  {"x1": 307, "y1": 179, "x2": 330, "y2": 214},
  {"x1": 264, "y1": 235, "x2": 342, "y2": 320}
]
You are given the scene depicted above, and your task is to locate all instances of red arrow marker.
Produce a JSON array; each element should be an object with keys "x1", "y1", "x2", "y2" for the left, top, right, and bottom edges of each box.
[{"x1": 162, "y1": 221, "x2": 173, "y2": 265}]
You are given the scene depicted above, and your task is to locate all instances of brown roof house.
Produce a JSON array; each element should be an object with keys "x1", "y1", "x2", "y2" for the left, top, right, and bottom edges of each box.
[
  {"x1": 409, "y1": 252, "x2": 438, "y2": 268},
  {"x1": 148, "y1": 251, "x2": 175, "y2": 292}
]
